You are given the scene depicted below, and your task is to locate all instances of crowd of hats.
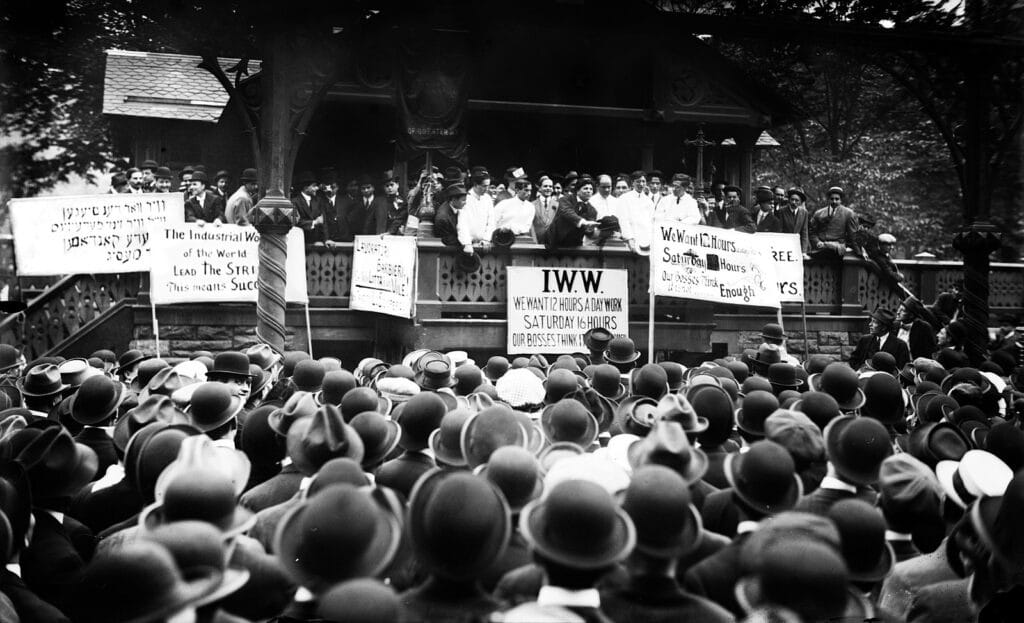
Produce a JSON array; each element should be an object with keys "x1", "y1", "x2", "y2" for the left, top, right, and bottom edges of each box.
[{"x1": 0, "y1": 324, "x2": 1019, "y2": 622}]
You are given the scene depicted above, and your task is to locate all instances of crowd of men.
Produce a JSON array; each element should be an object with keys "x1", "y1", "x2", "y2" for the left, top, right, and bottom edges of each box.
[
  {"x1": 108, "y1": 161, "x2": 902, "y2": 281},
  {"x1": 0, "y1": 282, "x2": 1020, "y2": 621}
]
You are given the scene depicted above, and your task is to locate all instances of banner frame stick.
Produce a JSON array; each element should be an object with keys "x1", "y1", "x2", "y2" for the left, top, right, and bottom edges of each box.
[
  {"x1": 648, "y1": 291, "x2": 656, "y2": 365},
  {"x1": 151, "y1": 300, "x2": 160, "y2": 356},
  {"x1": 801, "y1": 300, "x2": 810, "y2": 356},
  {"x1": 304, "y1": 303, "x2": 313, "y2": 358},
  {"x1": 776, "y1": 306, "x2": 785, "y2": 332}
]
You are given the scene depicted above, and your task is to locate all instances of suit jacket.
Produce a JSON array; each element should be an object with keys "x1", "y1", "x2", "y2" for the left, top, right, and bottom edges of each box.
[
  {"x1": 400, "y1": 579, "x2": 502, "y2": 623},
  {"x1": 374, "y1": 451, "x2": 435, "y2": 499},
  {"x1": 249, "y1": 494, "x2": 300, "y2": 554},
  {"x1": 700, "y1": 488, "x2": 752, "y2": 539},
  {"x1": 793, "y1": 483, "x2": 877, "y2": 516},
  {"x1": 532, "y1": 195, "x2": 559, "y2": 241},
  {"x1": 776, "y1": 205, "x2": 810, "y2": 252},
  {"x1": 0, "y1": 569, "x2": 70, "y2": 623},
  {"x1": 432, "y1": 201, "x2": 462, "y2": 249},
  {"x1": 878, "y1": 538, "x2": 960, "y2": 620},
  {"x1": 73, "y1": 427, "x2": 118, "y2": 482},
  {"x1": 722, "y1": 205, "x2": 756, "y2": 234},
  {"x1": 321, "y1": 193, "x2": 354, "y2": 242},
  {"x1": 341, "y1": 195, "x2": 377, "y2": 238},
  {"x1": 21, "y1": 511, "x2": 89, "y2": 615},
  {"x1": 600, "y1": 575, "x2": 734, "y2": 623},
  {"x1": 69, "y1": 477, "x2": 141, "y2": 536},
  {"x1": 184, "y1": 192, "x2": 225, "y2": 223},
  {"x1": 547, "y1": 195, "x2": 597, "y2": 249},
  {"x1": 903, "y1": 320, "x2": 938, "y2": 360},
  {"x1": 238, "y1": 463, "x2": 304, "y2": 513},
  {"x1": 809, "y1": 205, "x2": 859, "y2": 249},
  {"x1": 290, "y1": 193, "x2": 322, "y2": 244},
  {"x1": 849, "y1": 332, "x2": 912, "y2": 371},
  {"x1": 753, "y1": 208, "x2": 782, "y2": 233},
  {"x1": 365, "y1": 195, "x2": 402, "y2": 235},
  {"x1": 682, "y1": 534, "x2": 748, "y2": 617},
  {"x1": 906, "y1": 579, "x2": 976, "y2": 623}
]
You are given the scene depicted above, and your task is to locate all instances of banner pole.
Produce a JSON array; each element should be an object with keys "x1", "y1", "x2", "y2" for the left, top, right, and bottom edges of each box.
[
  {"x1": 305, "y1": 303, "x2": 313, "y2": 358},
  {"x1": 776, "y1": 306, "x2": 784, "y2": 332},
  {"x1": 801, "y1": 300, "x2": 810, "y2": 356},
  {"x1": 151, "y1": 300, "x2": 160, "y2": 357},
  {"x1": 648, "y1": 291, "x2": 656, "y2": 365}
]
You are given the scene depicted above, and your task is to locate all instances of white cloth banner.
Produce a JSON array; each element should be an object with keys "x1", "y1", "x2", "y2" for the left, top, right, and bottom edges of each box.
[
  {"x1": 650, "y1": 222, "x2": 781, "y2": 308},
  {"x1": 350, "y1": 235, "x2": 417, "y2": 318},
  {"x1": 507, "y1": 267, "x2": 629, "y2": 354},
  {"x1": 757, "y1": 232, "x2": 805, "y2": 303},
  {"x1": 10, "y1": 193, "x2": 185, "y2": 275},
  {"x1": 149, "y1": 224, "x2": 308, "y2": 304}
]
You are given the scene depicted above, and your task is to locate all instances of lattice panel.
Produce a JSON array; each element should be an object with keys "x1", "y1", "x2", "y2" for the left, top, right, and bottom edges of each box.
[
  {"x1": 438, "y1": 254, "x2": 507, "y2": 302},
  {"x1": 934, "y1": 269, "x2": 962, "y2": 296},
  {"x1": 305, "y1": 249, "x2": 352, "y2": 297},
  {"x1": 624, "y1": 256, "x2": 651, "y2": 305},
  {"x1": 858, "y1": 270, "x2": 904, "y2": 313},
  {"x1": 804, "y1": 264, "x2": 840, "y2": 306},
  {"x1": 989, "y1": 269, "x2": 1022, "y2": 308}
]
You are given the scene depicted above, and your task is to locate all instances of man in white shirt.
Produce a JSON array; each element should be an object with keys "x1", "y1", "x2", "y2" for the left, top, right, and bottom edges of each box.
[
  {"x1": 620, "y1": 170, "x2": 648, "y2": 203},
  {"x1": 656, "y1": 173, "x2": 702, "y2": 225},
  {"x1": 588, "y1": 175, "x2": 621, "y2": 220},
  {"x1": 493, "y1": 177, "x2": 535, "y2": 236},
  {"x1": 457, "y1": 169, "x2": 494, "y2": 254}
]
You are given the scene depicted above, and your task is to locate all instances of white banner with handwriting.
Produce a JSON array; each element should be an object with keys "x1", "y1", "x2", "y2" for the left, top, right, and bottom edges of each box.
[
  {"x1": 10, "y1": 193, "x2": 185, "y2": 275},
  {"x1": 650, "y1": 222, "x2": 781, "y2": 308},
  {"x1": 350, "y1": 235, "x2": 417, "y2": 318}
]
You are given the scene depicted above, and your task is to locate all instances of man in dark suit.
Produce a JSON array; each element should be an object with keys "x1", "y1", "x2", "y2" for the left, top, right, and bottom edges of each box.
[
  {"x1": 545, "y1": 176, "x2": 599, "y2": 249},
  {"x1": 778, "y1": 187, "x2": 811, "y2": 252},
  {"x1": 346, "y1": 174, "x2": 379, "y2": 238},
  {"x1": 719, "y1": 185, "x2": 756, "y2": 233},
  {"x1": 290, "y1": 171, "x2": 322, "y2": 245},
  {"x1": 183, "y1": 171, "x2": 225, "y2": 223},
  {"x1": 849, "y1": 307, "x2": 912, "y2": 370},
  {"x1": 752, "y1": 186, "x2": 782, "y2": 233},
  {"x1": 897, "y1": 297, "x2": 939, "y2": 360},
  {"x1": 433, "y1": 184, "x2": 467, "y2": 249},
  {"x1": 324, "y1": 175, "x2": 358, "y2": 244},
  {"x1": 366, "y1": 175, "x2": 407, "y2": 235}
]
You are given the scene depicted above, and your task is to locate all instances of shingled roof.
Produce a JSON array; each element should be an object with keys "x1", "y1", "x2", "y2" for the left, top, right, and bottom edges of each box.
[{"x1": 103, "y1": 49, "x2": 261, "y2": 122}]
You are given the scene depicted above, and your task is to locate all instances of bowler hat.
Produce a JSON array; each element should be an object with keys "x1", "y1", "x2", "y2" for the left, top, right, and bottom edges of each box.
[
  {"x1": 491, "y1": 228, "x2": 516, "y2": 248},
  {"x1": 446, "y1": 184, "x2": 468, "y2": 200},
  {"x1": 787, "y1": 187, "x2": 807, "y2": 202},
  {"x1": 453, "y1": 364, "x2": 483, "y2": 396},
  {"x1": 484, "y1": 356, "x2": 510, "y2": 382},
  {"x1": 622, "y1": 465, "x2": 702, "y2": 559},
  {"x1": 408, "y1": 470, "x2": 511, "y2": 580},
  {"x1": 726, "y1": 440, "x2": 803, "y2": 517},
  {"x1": 125, "y1": 423, "x2": 201, "y2": 505},
  {"x1": 631, "y1": 364, "x2": 669, "y2": 400},
  {"x1": 605, "y1": 337, "x2": 641, "y2": 365},
  {"x1": 70, "y1": 374, "x2": 124, "y2": 425},
  {"x1": 72, "y1": 541, "x2": 221, "y2": 623},
  {"x1": 907, "y1": 421, "x2": 970, "y2": 469},
  {"x1": 132, "y1": 359, "x2": 171, "y2": 393},
  {"x1": 860, "y1": 373, "x2": 906, "y2": 425},
  {"x1": 461, "y1": 405, "x2": 528, "y2": 469},
  {"x1": 983, "y1": 422, "x2": 1024, "y2": 472},
  {"x1": 116, "y1": 349, "x2": 153, "y2": 374},
  {"x1": 281, "y1": 351, "x2": 311, "y2": 377},
  {"x1": 113, "y1": 395, "x2": 189, "y2": 453},
  {"x1": 287, "y1": 405, "x2": 365, "y2": 475},
  {"x1": 935, "y1": 449, "x2": 1013, "y2": 509},
  {"x1": 17, "y1": 364, "x2": 67, "y2": 397},
  {"x1": 543, "y1": 369, "x2": 579, "y2": 406},
  {"x1": 866, "y1": 352, "x2": 898, "y2": 375},
  {"x1": 541, "y1": 399, "x2": 598, "y2": 449},
  {"x1": 735, "y1": 390, "x2": 779, "y2": 437},
  {"x1": 318, "y1": 579, "x2": 401, "y2": 623},
  {"x1": 827, "y1": 499, "x2": 895, "y2": 582},
  {"x1": 824, "y1": 415, "x2": 893, "y2": 486},
  {"x1": 319, "y1": 370, "x2": 358, "y2": 406},
  {"x1": 691, "y1": 385, "x2": 736, "y2": 447},
  {"x1": 143, "y1": 520, "x2": 251, "y2": 607},
  {"x1": 187, "y1": 383, "x2": 243, "y2": 432},
  {"x1": 239, "y1": 168, "x2": 258, "y2": 183},
  {"x1": 519, "y1": 479, "x2": 635, "y2": 570},
  {"x1": 809, "y1": 363, "x2": 866, "y2": 411},
  {"x1": 339, "y1": 387, "x2": 383, "y2": 421},
  {"x1": 803, "y1": 354, "x2": 834, "y2": 375},
  {"x1": 393, "y1": 391, "x2": 447, "y2": 451},
  {"x1": 208, "y1": 352, "x2": 253, "y2": 381},
  {"x1": 0, "y1": 345, "x2": 21, "y2": 373},
  {"x1": 7, "y1": 421, "x2": 98, "y2": 501},
  {"x1": 724, "y1": 360, "x2": 750, "y2": 382},
  {"x1": 767, "y1": 363, "x2": 802, "y2": 393},
  {"x1": 290, "y1": 359, "x2": 325, "y2": 393},
  {"x1": 274, "y1": 484, "x2": 401, "y2": 591},
  {"x1": 454, "y1": 251, "x2": 481, "y2": 274},
  {"x1": 191, "y1": 170, "x2": 209, "y2": 184},
  {"x1": 428, "y1": 408, "x2": 474, "y2": 467},
  {"x1": 658, "y1": 361, "x2": 686, "y2": 392},
  {"x1": 591, "y1": 364, "x2": 626, "y2": 401},
  {"x1": 154, "y1": 166, "x2": 173, "y2": 180},
  {"x1": 349, "y1": 411, "x2": 400, "y2": 468},
  {"x1": 628, "y1": 420, "x2": 708, "y2": 485},
  {"x1": 476, "y1": 446, "x2": 543, "y2": 512},
  {"x1": 760, "y1": 323, "x2": 786, "y2": 342}
]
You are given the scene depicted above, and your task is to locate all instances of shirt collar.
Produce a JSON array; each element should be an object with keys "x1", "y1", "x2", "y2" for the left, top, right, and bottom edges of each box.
[
  {"x1": 537, "y1": 586, "x2": 601, "y2": 609},
  {"x1": 737, "y1": 520, "x2": 760, "y2": 535},
  {"x1": 885, "y1": 530, "x2": 912, "y2": 541},
  {"x1": 5, "y1": 563, "x2": 20, "y2": 578},
  {"x1": 819, "y1": 475, "x2": 858, "y2": 493},
  {"x1": 45, "y1": 509, "x2": 65, "y2": 524}
]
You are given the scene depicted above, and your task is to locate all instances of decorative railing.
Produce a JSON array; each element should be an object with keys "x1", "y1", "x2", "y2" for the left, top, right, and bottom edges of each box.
[
  {"x1": 0, "y1": 273, "x2": 148, "y2": 361},
  {"x1": 305, "y1": 239, "x2": 1024, "y2": 317}
]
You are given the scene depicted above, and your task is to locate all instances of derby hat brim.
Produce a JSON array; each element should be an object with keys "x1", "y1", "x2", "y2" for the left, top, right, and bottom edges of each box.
[
  {"x1": 115, "y1": 354, "x2": 154, "y2": 375},
  {"x1": 723, "y1": 452, "x2": 803, "y2": 516},
  {"x1": 428, "y1": 428, "x2": 467, "y2": 467},
  {"x1": 605, "y1": 351, "x2": 642, "y2": 365},
  {"x1": 70, "y1": 380, "x2": 125, "y2": 425},
  {"x1": 519, "y1": 494, "x2": 636, "y2": 570},
  {"x1": 140, "y1": 500, "x2": 257, "y2": 539},
  {"x1": 824, "y1": 416, "x2": 886, "y2": 487},
  {"x1": 808, "y1": 373, "x2": 867, "y2": 411},
  {"x1": 361, "y1": 419, "x2": 402, "y2": 467},
  {"x1": 634, "y1": 503, "x2": 703, "y2": 560},
  {"x1": 540, "y1": 403, "x2": 599, "y2": 449}
]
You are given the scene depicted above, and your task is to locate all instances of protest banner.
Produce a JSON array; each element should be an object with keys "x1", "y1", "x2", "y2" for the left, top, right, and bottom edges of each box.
[
  {"x1": 149, "y1": 224, "x2": 308, "y2": 304},
  {"x1": 757, "y1": 232, "x2": 805, "y2": 303},
  {"x1": 649, "y1": 222, "x2": 781, "y2": 308},
  {"x1": 350, "y1": 235, "x2": 418, "y2": 318},
  {"x1": 507, "y1": 267, "x2": 629, "y2": 354},
  {"x1": 10, "y1": 193, "x2": 184, "y2": 276}
]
